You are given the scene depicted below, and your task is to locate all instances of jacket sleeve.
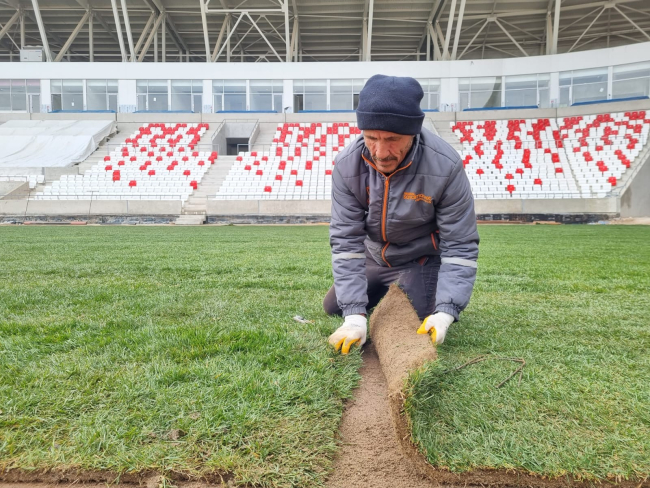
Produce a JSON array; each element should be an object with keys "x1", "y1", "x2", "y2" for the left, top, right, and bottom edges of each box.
[
  {"x1": 329, "y1": 166, "x2": 368, "y2": 317},
  {"x1": 434, "y1": 155, "x2": 480, "y2": 321}
]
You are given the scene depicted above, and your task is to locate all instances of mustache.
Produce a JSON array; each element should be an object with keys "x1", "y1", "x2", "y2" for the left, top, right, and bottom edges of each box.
[{"x1": 372, "y1": 155, "x2": 398, "y2": 163}]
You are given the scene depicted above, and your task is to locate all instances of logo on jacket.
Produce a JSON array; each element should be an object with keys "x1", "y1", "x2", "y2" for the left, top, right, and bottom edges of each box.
[{"x1": 403, "y1": 192, "x2": 432, "y2": 204}]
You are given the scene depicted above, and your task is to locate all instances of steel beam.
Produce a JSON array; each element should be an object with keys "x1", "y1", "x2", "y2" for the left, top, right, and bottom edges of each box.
[
  {"x1": 29, "y1": 0, "x2": 51, "y2": 61},
  {"x1": 212, "y1": 15, "x2": 229, "y2": 61},
  {"x1": 283, "y1": 0, "x2": 290, "y2": 61},
  {"x1": 417, "y1": 0, "x2": 446, "y2": 57},
  {"x1": 458, "y1": 18, "x2": 487, "y2": 59},
  {"x1": 138, "y1": 13, "x2": 164, "y2": 61},
  {"x1": 450, "y1": 0, "x2": 466, "y2": 60},
  {"x1": 119, "y1": 0, "x2": 135, "y2": 61},
  {"x1": 134, "y1": 12, "x2": 155, "y2": 57},
  {"x1": 0, "y1": 10, "x2": 19, "y2": 42},
  {"x1": 110, "y1": 0, "x2": 127, "y2": 61},
  {"x1": 89, "y1": 13, "x2": 93, "y2": 61},
  {"x1": 442, "y1": 0, "x2": 457, "y2": 60},
  {"x1": 551, "y1": 0, "x2": 561, "y2": 54},
  {"x1": 199, "y1": 0, "x2": 211, "y2": 62},
  {"x1": 19, "y1": 9, "x2": 24, "y2": 48},
  {"x1": 162, "y1": 13, "x2": 166, "y2": 61},
  {"x1": 366, "y1": 0, "x2": 374, "y2": 60},
  {"x1": 613, "y1": 5, "x2": 650, "y2": 41},
  {"x1": 246, "y1": 12, "x2": 282, "y2": 61},
  {"x1": 494, "y1": 18, "x2": 528, "y2": 57},
  {"x1": 55, "y1": 10, "x2": 90, "y2": 61},
  {"x1": 74, "y1": 0, "x2": 121, "y2": 47},
  {"x1": 568, "y1": 7, "x2": 605, "y2": 52},
  {"x1": 427, "y1": 22, "x2": 442, "y2": 60},
  {"x1": 216, "y1": 12, "x2": 243, "y2": 60},
  {"x1": 291, "y1": 0, "x2": 299, "y2": 61}
]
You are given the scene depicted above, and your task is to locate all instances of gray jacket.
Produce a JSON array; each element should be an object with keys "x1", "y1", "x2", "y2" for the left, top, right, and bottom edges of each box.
[{"x1": 329, "y1": 127, "x2": 479, "y2": 320}]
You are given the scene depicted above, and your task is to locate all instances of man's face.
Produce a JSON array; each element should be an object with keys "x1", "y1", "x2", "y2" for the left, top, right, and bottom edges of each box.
[{"x1": 363, "y1": 130, "x2": 414, "y2": 174}]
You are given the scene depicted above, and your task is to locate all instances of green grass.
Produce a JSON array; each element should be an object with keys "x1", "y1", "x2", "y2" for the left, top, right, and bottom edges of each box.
[
  {"x1": 1, "y1": 226, "x2": 649, "y2": 486},
  {"x1": 407, "y1": 225, "x2": 650, "y2": 482},
  {"x1": 0, "y1": 226, "x2": 361, "y2": 487}
]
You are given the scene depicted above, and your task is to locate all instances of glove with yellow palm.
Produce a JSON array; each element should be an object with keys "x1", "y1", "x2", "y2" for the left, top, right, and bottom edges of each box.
[{"x1": 417, "y1": 312, "x2": 455, "y2": 345}]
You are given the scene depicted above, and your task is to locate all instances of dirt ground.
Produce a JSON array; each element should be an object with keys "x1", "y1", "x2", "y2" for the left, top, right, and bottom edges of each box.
[{"x1": 609, "y1": 217, "x2": 650, "y2": 225}]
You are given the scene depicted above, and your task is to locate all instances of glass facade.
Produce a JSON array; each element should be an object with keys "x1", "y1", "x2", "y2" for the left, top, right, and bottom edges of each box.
[
  {"x1": 51, "y1": 79, "x2": 83, "y2": 111},
  {"x1": 171, "y1": 80, "x2": 203, "y2": 112},
  {"x1": 418, "y1": 79, "x2": 441, "y2": 110},
  {"x1": 330, "y1": 79, "x2": 364, "y2": 110},
  {"x1": 613, "y1": 62, "x2": 650, "y2": 99},
  {"x1": 459, "y1": 77, "x2": 502, "y2": 109},
  {"x1": 213, "y1": 80, "x2": 246, "y2": 111},
  {"x1": 250, "y1": 80, "x2": 283, "y2": 111},
  {"x1": 559, "y1": 68, "x2": 608, "y2": 106},
  {"x1": 504, "y1": 74, "x2": 550, "y2": 108},
  {"x1": 86, "y1": 80, "x2": 118, "y2": 111},
  {"x1": 136, "y1": 80, "x2": 169, "y2": 111},
  {"x1": 293, "y1": 80, "x2": 327, "y2": 111},
  {"x1": 0, "y1": 79, "x2": 40, "y2": 112}
]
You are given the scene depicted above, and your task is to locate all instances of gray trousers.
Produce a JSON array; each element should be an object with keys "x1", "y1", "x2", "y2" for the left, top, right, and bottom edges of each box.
[{"x1": 323, "y1": 255, "x2": 441, "y2": 321}]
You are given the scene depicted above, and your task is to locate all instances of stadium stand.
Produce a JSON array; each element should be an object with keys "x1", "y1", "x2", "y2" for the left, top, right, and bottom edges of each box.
[
  {"x1": 211, "y1": 112, "x2": 650, "y2": 201},
  {"x1": 215, "y1": 122, "x2": 359, "y2": 200},
  {"x1": 31, "y1": 123, "x2": 214, "y2": 201},
  {"x1": 0, "y1": 174, "x2": 45, "y2": 189},
  {"x1": 454, "y1": 111, "x2": 649, "y2": 199}
]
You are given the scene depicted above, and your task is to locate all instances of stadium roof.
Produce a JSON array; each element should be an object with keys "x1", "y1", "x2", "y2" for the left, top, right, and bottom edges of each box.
[{"x1": 1, "y1": 0, "x2": 650, "y2": 63}]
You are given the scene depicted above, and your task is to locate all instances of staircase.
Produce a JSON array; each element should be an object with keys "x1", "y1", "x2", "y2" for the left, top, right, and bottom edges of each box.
[
  {"x1": 175, "y1": 155, "x2": 238, "y2": 225},
  {"x1": 251, "y1": 122, "x2": 280, "y2": 152},
  {"x1": 432, "y1": 120, "x2": 462, "y2": 151}
]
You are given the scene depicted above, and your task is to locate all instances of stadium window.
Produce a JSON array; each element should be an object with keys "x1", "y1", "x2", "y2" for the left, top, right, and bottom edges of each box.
[
  {"x1": 504, "y1": 74, "x2": 550, "y2": 108},
  {"x1": 171, "y1": 80, "x2": 203, "y2": 112},
  {"x1": 136, "y1": 80, "x2": 169, "y2": 111},
  {"x1": 212, "y1": 80, "x2": 246, "y2": 111},
  {"x1": 560, "y1": 68, "x2": 608, "y2": 106},
  {"x1": 613, "y1": 62, "x2": 650, "y2": 99},
  {"x1": 294, "y1": 80, "x2": 327, "y2": 111},
  {"x1": 250, "y1": 80, "x2": 283, "y2": 112},
  {"x1": 0, "y1": 79, "x2": 39, "y2": 112},
  {"x1": 459, "y1": 77, "x2": 502, "y2": 109},
  {"x1": 51, "y1": 79, "x2": 83, "y2": 111},
  {"x1": 330, "y1": 79, "x2": 365, "y2": 111},
  {"x1": 86, "y1": 80, "x2": 118, "y2": 112},
  {"x1": 417, "y1": 79, "x2": 440, "y2": 110}
]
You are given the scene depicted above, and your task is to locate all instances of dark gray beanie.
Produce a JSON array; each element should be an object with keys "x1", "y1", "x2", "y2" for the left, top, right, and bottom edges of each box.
[{"x1": 356, "y1": 75, "x2": 425, "y2": 135}]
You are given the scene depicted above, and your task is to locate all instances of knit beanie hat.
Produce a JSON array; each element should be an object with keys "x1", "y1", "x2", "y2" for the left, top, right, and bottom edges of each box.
[{"x1": 356, "y1": 75, "x2": 425, "y2": 135}]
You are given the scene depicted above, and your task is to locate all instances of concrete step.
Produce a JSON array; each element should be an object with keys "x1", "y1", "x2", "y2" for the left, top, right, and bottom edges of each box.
[{"x1": 175, "y1": 214, "x2": 206, "y2": 225}]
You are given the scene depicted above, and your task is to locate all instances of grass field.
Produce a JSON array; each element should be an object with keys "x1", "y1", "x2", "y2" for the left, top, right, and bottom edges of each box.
[
  {"x1": 407, "y1": 225, "x2": 650, "y2": 482},
  {"x1": 0, "y1": 226, "x2": 361, "y2": 487},
  {"x1": 1, "y1": 225, "x2": 649, "y2": 486}
]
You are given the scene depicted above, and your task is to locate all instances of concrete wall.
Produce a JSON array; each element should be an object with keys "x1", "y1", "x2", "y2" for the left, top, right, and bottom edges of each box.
[
  {"x1": 208, "y1": 199, "x2": 331, "y2": 215},
  {"x1": 207, "y1": 198, "x2": 617, "y2": 217},
  {"x1": 0, "y1": 181, "x2": 27, "y2": 198},
  {"x1": 0, "y1": 199, "x2": 182, "y2": 216},
  {"x1": 621, "y1": 156, "x2": 650, "y2": 218}
]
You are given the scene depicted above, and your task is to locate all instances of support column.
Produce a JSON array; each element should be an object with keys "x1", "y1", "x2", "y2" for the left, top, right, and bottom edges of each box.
[
  {"x1": 162, "y1": 14, "x2": 166, "y2": 62},
  {"x1": 154, "y1": 24, "x2": 158, "y2": 62},
  {"x1": 451, "y1": 0, "x2": 466, "y2": 60},
  {"x1": 120, "y1": 0, "x2": 136, "y2": 61},
  {"x1": 89, "y1": 13, "x2": 93, "y2": 62},
  {"x1": 20, "y1": 10, "x2": 25, "y2": 49},
  {"x1": 110, "y1": 0, "x2": 127, "y2": 61},
  {"x1": 551, "y1": 0, "x2": 561, "y2": 54},
  {"x1": 226, "y1": 15, "x2": 231, "y2": 62},
  {"x1": 366, "y1": 0, "x2": 374, "y2": 61},
  {"x1": 199, "y1": 0, "x2": 211, "y2": 62},
  {"x1": 30, "y1": 0, "x2": 52, "y2": 61},
  {"x1": 442, "y1": 0, "x2": 457, "y2": 60}
]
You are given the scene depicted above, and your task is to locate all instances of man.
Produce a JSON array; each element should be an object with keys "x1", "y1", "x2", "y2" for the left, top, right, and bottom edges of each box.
[{"x1": 324, "y1": 74, "x2": 479, "y2": 354}]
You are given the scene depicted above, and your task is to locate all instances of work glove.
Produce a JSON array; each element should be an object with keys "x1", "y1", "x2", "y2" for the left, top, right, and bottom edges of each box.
[
  {"x1": 417, "y1": 312, "x2": 455, "y2": 345},
  {"x1": 328, "y1": 314, "x2": 367, "y2": 354}
]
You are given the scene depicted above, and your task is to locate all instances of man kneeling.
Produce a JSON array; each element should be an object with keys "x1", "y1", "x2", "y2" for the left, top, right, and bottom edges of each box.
[{"x1": 324, "y1": 75, "x2": 480, "y2": 354}]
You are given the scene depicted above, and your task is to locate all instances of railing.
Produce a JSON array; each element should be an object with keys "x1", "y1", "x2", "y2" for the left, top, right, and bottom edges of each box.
[{"x1": 2, "y1": 191, "x2": 188, "y2": 201}]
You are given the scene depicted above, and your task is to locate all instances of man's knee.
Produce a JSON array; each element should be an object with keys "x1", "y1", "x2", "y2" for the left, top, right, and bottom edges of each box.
[{"x1": 323, "y1": 286, "x2": 343, "y2": 316}]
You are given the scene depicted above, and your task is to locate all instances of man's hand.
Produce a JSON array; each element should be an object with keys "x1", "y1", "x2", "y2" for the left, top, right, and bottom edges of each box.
[
  {"x1": 417, "y1": 312, "x2": 455, "y2": 345},
  {"x1": 328, "y1": 314, "x2": 367, "y2": 354}
]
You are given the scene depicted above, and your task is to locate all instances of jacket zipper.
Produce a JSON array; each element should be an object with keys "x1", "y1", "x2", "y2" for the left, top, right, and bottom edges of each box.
[{"x1": 362, "y1": 154, "x2": 412, "y2": 244}]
